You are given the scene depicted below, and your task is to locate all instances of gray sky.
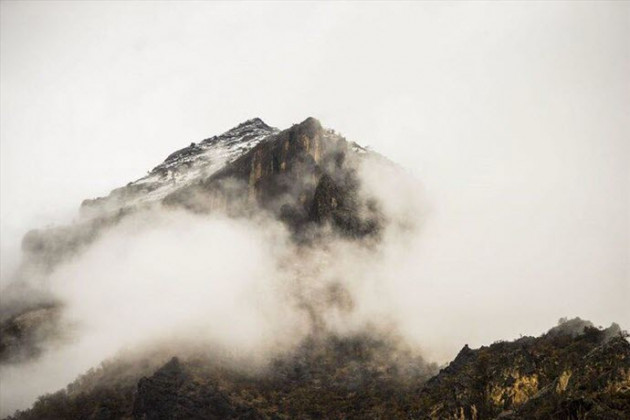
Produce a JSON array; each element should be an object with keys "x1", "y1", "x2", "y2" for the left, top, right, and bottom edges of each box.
[{"x1": 1, "y1": 2, "x2": 629, "y2": 334}]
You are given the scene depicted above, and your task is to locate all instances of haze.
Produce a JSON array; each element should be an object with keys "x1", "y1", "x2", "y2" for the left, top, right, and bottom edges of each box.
[{"x1": 1, "y1": 0, "x2": 628, "y2": 361}]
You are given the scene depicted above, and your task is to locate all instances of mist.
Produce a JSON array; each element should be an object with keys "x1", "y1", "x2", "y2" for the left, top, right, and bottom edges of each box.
[
  {"x1": 2, "y1": 148, "x2": 626, "y2": 415},
  {"x1": 1, "y1": 1, "x2": 628, "y2": 417},
  {"x1": 0, "y1": 154, "x2": 429, "y2": 415}
]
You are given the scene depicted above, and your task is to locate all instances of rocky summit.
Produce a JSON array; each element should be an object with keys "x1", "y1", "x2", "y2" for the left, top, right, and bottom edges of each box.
[{"x1": 1, "y1": 118, "x2": 628, "y2": 419}]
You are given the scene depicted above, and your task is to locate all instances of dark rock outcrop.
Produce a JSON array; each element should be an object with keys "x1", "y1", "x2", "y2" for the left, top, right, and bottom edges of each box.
[
  {"x1": 163, "y1": 117, "x2": 382, "y2": 239},
  {"x1": 416, "y1": 319, "x2": 630, "y2": 419}
]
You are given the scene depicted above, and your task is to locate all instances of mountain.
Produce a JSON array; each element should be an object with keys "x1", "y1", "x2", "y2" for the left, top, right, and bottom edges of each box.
[
  {"x1": 1, "y1": 117, "x2": 379, "y2": 364},
  {"x1": 6, "y1": 319, "x2": 629, "y2": 419},
  {"x1": 14, "y1": 117, "x2": 377, "y2": 275},
  {"x1": 1, "y1": 118, "x2": 628, "y2": 419}
]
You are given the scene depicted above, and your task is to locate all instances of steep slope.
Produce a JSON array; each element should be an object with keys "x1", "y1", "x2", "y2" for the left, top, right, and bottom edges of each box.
[
  {"x1": 163, "y1": 116, "x2": 379, "y2": 238},
  {"x1": 81, "y1": 118, "x2": 279, "y2": 217}
]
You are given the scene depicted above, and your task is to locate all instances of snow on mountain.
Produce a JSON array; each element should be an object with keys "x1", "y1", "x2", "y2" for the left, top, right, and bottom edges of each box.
[{"x1": 80, "y1": 118, "x2": 279, "y2": 216}]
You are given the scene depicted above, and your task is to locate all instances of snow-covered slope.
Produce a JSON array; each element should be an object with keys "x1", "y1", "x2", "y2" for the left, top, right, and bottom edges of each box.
[{"x1": 81, "y1": 118, "x2": 278, "y2": 216}]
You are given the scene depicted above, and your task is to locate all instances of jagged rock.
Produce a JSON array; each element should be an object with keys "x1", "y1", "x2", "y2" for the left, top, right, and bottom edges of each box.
[
  {"x1": 416, "y1": 319, "x2": 630, "y2": 419},
  {"x1": 163, "y1": 117, "x2": 382, "y2": 238}
]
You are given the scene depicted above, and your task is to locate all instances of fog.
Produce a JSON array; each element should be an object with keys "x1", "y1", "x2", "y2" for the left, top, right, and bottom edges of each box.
[
  {"x1": 0, "y1": 155, "x2": 431, "y2": 415},
  {"x1": 1, "y1": 1, "x2": 628, "y2": 417},
  {"x1": 0, "y1": 211, "x2": 301, "y2": 414}
]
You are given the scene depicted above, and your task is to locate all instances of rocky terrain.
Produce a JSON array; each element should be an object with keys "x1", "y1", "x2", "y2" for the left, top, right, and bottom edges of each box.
[
  {"x1": 418, "y1": 319, "x2": 629, "y2": 419},
  {"x1": 1, "y1": 117, "x2": 628, "y2": 419},
  {"x1": 5, "y1": 319, "x2": 628, "y2": 419}
]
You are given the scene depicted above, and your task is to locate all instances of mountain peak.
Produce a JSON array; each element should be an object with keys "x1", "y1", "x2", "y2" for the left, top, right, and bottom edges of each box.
[
  {"x1": 296, "y1": 116, "x2": 322, "y2": 131},
  {"x1": 234, "y1": 117, "x2": 270, "y2": 130}
]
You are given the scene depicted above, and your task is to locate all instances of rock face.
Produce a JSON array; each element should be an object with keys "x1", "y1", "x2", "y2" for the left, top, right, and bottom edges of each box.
[
  {"x1": 6, "y1": 320, "x2": 629, "y2": 419},
  {"x1": 417, "y1": 319, "x2": 630, "y2": 419},
  {"x1": 162, "y1": 117, "x2": 380, "y2": 238}
]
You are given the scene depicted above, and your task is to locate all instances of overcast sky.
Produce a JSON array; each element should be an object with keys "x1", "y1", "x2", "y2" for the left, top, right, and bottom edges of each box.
[{"x1": 1, "y1": 2, "x2": 628, "y2": 333}]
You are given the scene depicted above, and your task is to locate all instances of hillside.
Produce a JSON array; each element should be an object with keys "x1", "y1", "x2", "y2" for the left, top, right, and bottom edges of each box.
[{"x1": 6, "y1": 319, "x2": 628, "y2": 419}]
